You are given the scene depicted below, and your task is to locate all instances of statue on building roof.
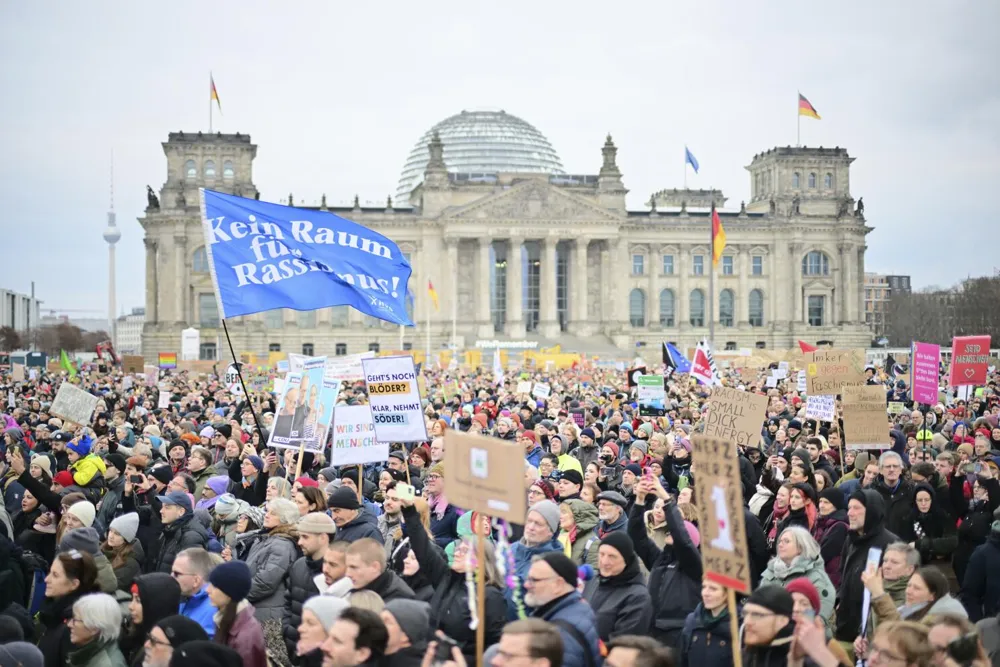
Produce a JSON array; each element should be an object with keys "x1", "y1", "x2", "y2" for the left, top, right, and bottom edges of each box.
[
  {"x1": 353, "y1": 194, "x2": 360, "y2": 209},
  {"x1": 176, "y1": 189, "x2": 187, "y2": 209},
  {"x1": 855, "y1": 197, "x2": 865, "y2": 219},
  {"x1": 145, "y1": 185, "x2": 159, "y2": 211},
  {"x1": 791, "y1": 194, "x2": 801, "y2": 215},
  {"x1": 837, "y1": 196, "x2": 851, "y2": 219},
  {"x1": 769, "y1": 198, "x2": 776, "y2": 215},
  {"x1": 739, "y1": 200, "x2": 746, "y2": 215}
]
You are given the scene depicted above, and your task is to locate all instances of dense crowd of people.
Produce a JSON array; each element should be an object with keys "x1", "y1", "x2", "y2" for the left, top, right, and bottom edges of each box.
[{"x1": 1, "y1": 353, "x2": 999, "y2": 667}]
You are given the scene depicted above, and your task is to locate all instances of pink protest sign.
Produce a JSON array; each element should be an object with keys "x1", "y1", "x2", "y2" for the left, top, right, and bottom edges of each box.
[
  {"x1": 949, "y1": 335, "x2": 991, "y2": 387},
  {"x1": 910, "y1": 341, "x2": 940, "y2": 405}
]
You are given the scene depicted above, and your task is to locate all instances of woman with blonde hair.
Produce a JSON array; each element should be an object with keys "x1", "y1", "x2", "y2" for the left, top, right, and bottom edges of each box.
[{"x1": 346, "y1": 589, "x2": 385, "y2": 613}]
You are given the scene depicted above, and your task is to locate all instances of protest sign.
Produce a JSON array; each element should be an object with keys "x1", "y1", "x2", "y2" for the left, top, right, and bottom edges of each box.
[
  {"x1": 330, "y1": 405, "x2": 385, "y2": 466},
  {"x1": 570, "y1": 408, "x2": 585, "y2": 428},
  {"x1": 287, "y1": 353, "x2": 308, "y2": 374},
  {"x1": 29, "y1": 368, "x2": 37, "y2": 381},
  {"x1": 778, "y1": 361, "x2": 790, "y2": 372},
  {"x1": 703, "y1": 386, "x2": 767, "y2": 447},
  {"x1": 362, "y1": 356, "x2": 428, "y2": 443},
  {"x1": 637, "y1": 374, "x2": 666, "y2": 417},
  {"x1": 805, "y1": 395, "x2": 836, "y2": 422},
  {"x1": 949, "y1": 335, "x2": 990, "y2": 387},
  {"x1": 806, "y1": 349, "x2": 866, "y2": 395},
  {"x1": 796, "y1": 370, "x2": 807, "y2": 393},
  {"x1": 272, "y1": 357, "x2": 329, "y2": 452},
  {"x1": 887, "y1": 402, "x2": 906, "y2": 415},
  {"x1": 158, "y1": 353, "x2": 177, "y2": 369},
  {"x1": 910, "y1": 342, "x2": 940, "y2": 405},
  {"x1": 223, "y1": 363, "x2": 244, "y2": 396},
  {"x1": 773, "y1": 368, "x2": 788, "y2": 380},
  {"x1": 158, "y1": 392, "x2": 171, "y2": 409},
  {"x1": 277, "y1": 360, "x2": 289, "y2": 373},
  {"x1": 51, "y1": 383, "x2": 99, "y2": 426},
  {"x1": 516, "y1": 380, "x2": 532, "y2": 395},
  {"x1": 532, "y1": 382, "x2": 551, "y2": 400},
  {"x1": 144, "y1": 365, "x2": 158, "y2": 386},
  {"x1": 842, "y1": 385, "x2": 889, "y2": 450},
  {"x1": 269, "y1": 371, "x2": 303, "y2": 447},
  {"x1": 443, "y1": 430, "x2": 527, "y2": 524},
  {"x1": 123, "y1": 355, "x2": 144, "y2": 373},
  {"x1": 324, "y1": 351, "x2": 376, "y2": 382},
  {"x1": 47, "y1": 360, "x2": 62, "y2": 373},
  {"x1": 626, "y1": 366, "x2": 646, "y2": 388},
  {"x1": 690, "y1": 434, "x2": 751, "y2": 593},
  {"x1": 273, "y1": 376, "x2": 285, "y2": 395},
  {"x1": 765, "y1": 376, "x2": 777, "y2": 388},
  {"x1": 200, "y1": 189, "x2": 413, "y2": 325},
  {"x1": 12, "y1": 364, "x2": 24, "y2": 382}
]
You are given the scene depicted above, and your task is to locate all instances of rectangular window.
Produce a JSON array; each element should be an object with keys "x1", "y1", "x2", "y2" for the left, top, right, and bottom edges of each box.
[
  {"x1": 632, "y1": 254, "x2": 644, "y2": 275},
  {"x1": 298, "y1": 311, "x2": 317, "y2": 328},
  {"x1": 331, "y1": 306, "x2": 349, "y2": 328},
  {"x1": 662, "y1": 255, "x2": 674, "y2": 275},
  {"x1": 198, "y1": 294, "x2": 219, "y2": 328},
  {"x1": 402, "y1": 342, "x2": 412, "y2": 351},
  {"x1": 808, "y1": 295, "x2": 825, "y2": 326},
  {"x1": 198, "y1": 342, "x2": 217, "y2": 360},
  {"x1": 335, "y1": 343, "x2": 347, "y2": 356},
  {"x1": 725, "y1": 342, "x2": 737, "y2": 351},
  {"x1": 368, "y1": 343, "x2": 380, "y2": 353},
  {"x1": 302, "y1": 343, "x2": 314, "y2": 356},
  {"x1": 693, "y1": 255, "x2": 704, "y2": 275},
  {"x1": 722, "y1": 256, "x2": 734, "y2": 276},
  {"x1": 268, "y1": 343, "x2": 281, "y2": 352},
  {"x1": 752, "y1": 256, "x2": 763, "y2": 276},
  {"x1": 265, "y1": 309, "x2": 283, "y2": 329}
]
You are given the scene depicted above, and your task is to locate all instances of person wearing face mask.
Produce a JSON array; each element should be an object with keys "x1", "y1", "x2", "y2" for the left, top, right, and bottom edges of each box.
[{"x1": 952, "y1": 465, "x2": 1000, "y2": 585}]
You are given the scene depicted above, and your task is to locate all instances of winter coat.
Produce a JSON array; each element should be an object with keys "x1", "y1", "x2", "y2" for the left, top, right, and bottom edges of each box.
[
  {"x1": 811, "y1": 509, "x2": 849, "y2": 588},
  {"x1": 35, "y1": 589, "x2": 89, "y2": 667},
  {"x1": 582, "y1": 557, "x2": 653, "y2": 643},
  {"x1": 532, "y1": 591, "x2": 602, "y2": 667},
  {"x1": 507, "y1": 534, "x2": 563, "y2": 620},
  {"x1": 871, "y1": 476, "x2": 916, "y2": 538},
  {"x1": 217, "y1": 601, "x2": 268, "y2": 667},
  {"x1": 569, "y1": 443, "x2": 600, "y2": 472},
  {"x1": 596, "y1": 511, "x2": 627, "y2": 539},
  {"x1": 759, "y1": 553, "x2": 836, "y2": 624},
  {"x1": 744, "y1": 507, "x2": 770, "y2": 589},
  {"x1": 960, "y1": 530, "x2": 1000, "y2": 621},
  {"x1": 227, "y1": 458, "x2": 269, "y2": 507},
  {"x1": 563, "y1": 500, "x2": 601, "y2": 568},
  {"x1": 356, "y1": 568, "x2": 416, "y2": 605},
  {"x1": 94, "y1": 475, "x2": 126, "y2": 537},
  {"x1": 400, "y1": 505, "x2": 504, "y2": 660},
  {"x1": 104, "y1": 540, "x2": 145, "y2": 591},
  {"x1": 189, "y1": 466, "x2": 215, "y2": 500},
  {"x1": 897, "y1": 482, "x2": 958, "y2": 564},
  {"x1": 629, "y1": 497, "x2": 701, "y2": 646},
  {"x1": 331, "y1": 511, "x2": 384, "y2": 544},
  {"x1": 179, "y1": 585, "x2": 217, "y2": 638},
  {"x1": 525, "y1": 444, "x2": 544, "y2": 468},
  {"x1": 742, "y1": 623, "x2": 814, "y2": 667},
  {"x1": 1, "y1": 469, "x2": 24, "y2": 516},
  {"x1": 94, "y1": 554, "x2": 119, "y2": 594},
  {"x1": 244, "y1": 525, "x2": 300, "y2": 622},
  {"x1": 429, "y1": 501, "x2": 461, "y2": 550},
  {"x1": 834, "y1": 489, "x2": 899, "y2": 642},
  {"x1": 871, "y1": 590, "x2": 968, "y2": 624},
  {"x1": 70, "y1": 453, "x2": 107, "y2": 488},
  {"x1": 120, "y1": 572, "x2": 182, "y2": 665},
  {"x1": 282, "y1": 554, "x2": 323, "y2": 659},
  {"x1": 66, "y1": 637, "x2": 128, "y2": 667},
  {"x1": 151, "y1": 513, "x2": 210, "y2": 574},
  {"x1": 977, "y1": 615, "x2": 1000, "y2": 667},
  {"x1": 953, "y1": 477, "x2": 1000, "y2": 585},
  {"x1": 680, "y1": 603, "x2": 735, "y2": 667}
]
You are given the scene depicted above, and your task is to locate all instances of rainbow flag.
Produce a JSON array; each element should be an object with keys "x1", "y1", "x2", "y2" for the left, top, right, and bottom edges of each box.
[
  {"x1": 427, "y1": 280, "x2": 440, "y2": 311},
  {"x1": 798, "y1": 93, "x2": 820, "y2": 120},
  {"x1": 211, "y1": 74, "x2": 222, "y2": 113},
  {"x1": 711, "y1": 205, "x2": 727, "y2": 267},
  {"x1": 158, "y1": 352, "x2": 177, "y2": 369}
]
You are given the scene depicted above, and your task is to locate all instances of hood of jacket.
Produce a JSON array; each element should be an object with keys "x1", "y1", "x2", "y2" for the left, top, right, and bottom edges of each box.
[
  {"x1": 851, "y1": 488, "x2": 887, "y2": 538},
  {"x1": 564, "y1": 499, "x2": 599, "y2": 534},
  {"x1": 134, "y1": 572, "x2": 183, "y2": 632},
  {"x1": 765, "y1": 552, "x2": 825, "y2": 581}
]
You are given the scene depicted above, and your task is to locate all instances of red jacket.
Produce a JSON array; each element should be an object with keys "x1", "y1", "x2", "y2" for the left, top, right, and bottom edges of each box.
[{"x1": 222, "y1": 603, "x2": 268, "y2": 667}]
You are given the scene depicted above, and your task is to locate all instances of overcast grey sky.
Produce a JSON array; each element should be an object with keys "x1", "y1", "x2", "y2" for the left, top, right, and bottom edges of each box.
[{"x1": 1, "y1": 1, "x2": 997, "y2": 319}]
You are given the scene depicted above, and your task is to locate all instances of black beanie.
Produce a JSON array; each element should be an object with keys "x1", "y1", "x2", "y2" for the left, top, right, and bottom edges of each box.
[
  {"x1": 169, "y1": 640, "x2": 241, "y2": 667},
  {"x1": 746, "y1": 584, "x2": 795, "y2": 617},
  {"x1": 156, "y1": 615, "x2": 209, "y2": 647},
  {"x1": 819, "y1": 488, "x2": 845, "y2": 512},
  {"x1": 540, "y1": 552, "x2": 579, "y2": 588},
  {"x1": 560, "y1": 469, "x2": 583, "y2": 487},
  {"x1": 215, "y1": 424, "x2": 233, "y2": 439},
  {"x1": 149, "y1": 466, "x2": 173, "y2": 485},
  {"x1": 791, "y1": 482, "x2": 818, "y2": 506},
  {"x1": 599, "y1": 531, "x2": 635, "y2": 566}
]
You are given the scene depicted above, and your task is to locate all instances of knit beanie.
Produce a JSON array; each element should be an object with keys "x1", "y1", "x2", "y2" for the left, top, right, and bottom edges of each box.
[
  {"x1": 746, "y1": 584, "x2": 795, "y2": 617},
  {"x1": 295, "y1": 476, "x2": 319, "y2": 489},
  {"x1": 105, "y1": 453, "x2": 127, "y2": 474},
  {"x1": 383, "y1": 599, "x2": 431, "y2": 644},
  {"x1": 630, "y1": 441, "x2": 648, "y2": 457},
  {"x1": 208, "y1": 561, "x2": 253, "y2": 603},
  {"x1": 0, "y1": 642, "x2": 43, "y2": 667},
  {"x1": 302, "y1": 596, "x2": 349, "y2": 633},
  {"x1": 819, "y1": 488, "x2": 846, "y2": 512},
  {"x1": 214, "y1": 494, "x2": 239, "y2": 519},
  {"x1": 599, "y1": 531, "x2": 636, "y2": 566},
  {"x1": 246, "y1": 455, "x2": 265, "y2": 472},
  {"x1": 149, "y1": 465, "x2": 173, "y2": 485},
  {"x1": 110, "y1": 512, "x2": 140, "y2": 543},
  {"x1": 785, "y1": 577, "x2": 821, "y2": 614},
  {"x1": 539, "y1": 552, "x2": 579, "y2": 589},
  {"x1": 560, "y1": 469, "x2": 583, "y2": 487},
  {"x1": 29, "y1": 455, "x2": 52, "y2": 477},
  {"x1": 603, "y1": 442, "x2": 620, "y2": 459},
  {"x1": 327, "y1": 486, "x2": 361, "y2": 511},
  {"x1": 168, "y1": 640, "x2": 242, "y2": 667},
  {"x1": 58, "y1": 527, "x2": 101, "y2": 556},
  {"x1": 67, "y1": 501, "x2": 96, "y2": 528},
  {"x1": 52, "y1": 471, "x2": 74, "y2": 488},
  {"x1": 528, "y1": 500, "x2": 560, "y2": 534},
  {"x1": 580, "y1": 428, "x2": 596, "y2": 441},
  {"x1": 155, "y1": 614, "x2": 209, "y2": 647}
]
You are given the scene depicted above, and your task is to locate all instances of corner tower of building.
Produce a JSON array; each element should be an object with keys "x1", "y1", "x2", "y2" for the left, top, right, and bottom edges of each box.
[{"x1": 745, "y1": 146, "x2": 855, "y2": 217}]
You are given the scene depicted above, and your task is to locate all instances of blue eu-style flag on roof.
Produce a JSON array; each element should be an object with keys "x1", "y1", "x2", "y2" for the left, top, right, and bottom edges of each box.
[
  {"x1": 685, "y1": 146, "x2": 700, "y2": 174},
  {"x1": 200, "y1": 189, "x2": 414, "y2": 326}
]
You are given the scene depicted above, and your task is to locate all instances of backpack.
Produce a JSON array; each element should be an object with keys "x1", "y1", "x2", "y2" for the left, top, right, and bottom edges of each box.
[{"x1": 18, "y1": 549, "x2": 49, "y2": 614}]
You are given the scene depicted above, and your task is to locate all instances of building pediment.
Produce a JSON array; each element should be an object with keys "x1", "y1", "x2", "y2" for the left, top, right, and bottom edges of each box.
[{"x1": 448, "y1": 179, "x2": 622, "y2": 222}]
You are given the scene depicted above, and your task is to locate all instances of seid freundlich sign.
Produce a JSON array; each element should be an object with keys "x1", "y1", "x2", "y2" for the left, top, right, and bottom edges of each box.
[
  {"x1": 689, "y1": 434, "x2": 751, "y2": 593},
  {"x1": 443, "y1": 430, "x2": 527, "y2": 524},
  {"x1": 949, "y1": 336, "x2": 991, "y2": 387}
]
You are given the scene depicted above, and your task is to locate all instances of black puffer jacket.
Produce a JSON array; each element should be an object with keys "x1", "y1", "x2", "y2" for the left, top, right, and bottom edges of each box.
[
  {"x1": 870, "y1": 475, "x2": 916, "y2": 538},
  {"x1": 282, "y1": 555, "x2": 323, "y2": 659},
  {"x1": 355, "y1": 568, "x2": 415, "y2": 604},
  {"x1": 629, "y1": 496, "x2": 702, "y2": 646},
  {"x1": 94, "y1": 474, "x2": 126, "y2": 538},
  {"x1": 35, "y1": 588, "x2": 91, "y2": 667},
  {"x1": 834, "y1": 489, "x2": 899, "y2": 642},
  {"x1": 151, "y1": 513, "x2": 210, "y2": 574},
  {"x1": 331, "y1": 512, "x2": 383, "y2": 544},
  {"x1": 582, "y1": 556, "x2": 653, "y2": 643}
]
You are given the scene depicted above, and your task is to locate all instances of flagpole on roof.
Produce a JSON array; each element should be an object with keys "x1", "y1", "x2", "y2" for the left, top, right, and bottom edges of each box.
[{"x1": 709, "y1": 199, "x2": 716, "y2": 351}]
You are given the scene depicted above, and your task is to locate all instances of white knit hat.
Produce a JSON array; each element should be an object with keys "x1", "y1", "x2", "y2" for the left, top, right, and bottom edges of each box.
[{"x1": 67, "y1": 501, "x2": 96, "y2": 528}]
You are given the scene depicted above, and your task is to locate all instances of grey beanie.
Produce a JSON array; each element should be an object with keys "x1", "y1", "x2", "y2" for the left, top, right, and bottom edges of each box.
[
  {"x1": 0, "y1": 642, "x2": 43, "y2": 667},
  {"x1": 109, "y1": 512, "x2": 139, "y2": 543},
  {"x1": 630, "y1": 440, "x2": 649, "y2": 457},
  {"x1": 58, "y1": 527, "x2": 101, "y2": 556},
  {"x1": 528, "y1": 500, "x2": 560, "y2": 534},
  {"x1": 384, "y1": 599, "x2": 431, "y2": 644},
  {"x1": 303, "y1": 596, "x2": 349, "y2": 633}
]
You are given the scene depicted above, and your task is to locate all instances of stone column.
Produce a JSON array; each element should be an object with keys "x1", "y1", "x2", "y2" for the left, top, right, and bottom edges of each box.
[
  {"x1": 174, "y1": 235, "x2": 187, "y2": 323},
  {"x1": 856, "y1": 245, "x2": 866, "y2": 324},
  {"x1": 144, "y1": 238, "x2": 158, "y2": 324},
  {"x1": 540, "y1": 236, "x2": 559, "y2": 338},
  {"x1": 477, "y1": 238, "x2": 493, "y2": 337},
  {"x1": 738, "y1": 245, "x2": 750, "y2": 326},
  {"x1": 507, "y1": 237, "x2": 525, "y2": 337},
  {"x1": 677, "y1": 245, "x2": 689, "y2": 329},
  {"x1": 612, "y1": 237, "x2": 630, "y2": 328},
  {"x1": 647, "y1": 248, "x2": 658, "y2": 328},
  {"x1": 572, "y1": 237, "x2": 589, "y2": 335},
  {"x1": 445, "y1": 239, "x2": 459, "y2": 343},
  {"x1": 790, "y1": 243, "x2": 802, "y2": 324},
  {"x1": 599, "y1": 242, "x2": 610, "y2": 327},
  {"x1": 769, "y1": 244, "x2": 779, "y2": 326}
]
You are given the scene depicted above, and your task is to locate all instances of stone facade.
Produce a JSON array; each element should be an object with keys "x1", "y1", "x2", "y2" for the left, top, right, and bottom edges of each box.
[{"x1": 139, "y1": 131, "x2": 872, "y2": 361}]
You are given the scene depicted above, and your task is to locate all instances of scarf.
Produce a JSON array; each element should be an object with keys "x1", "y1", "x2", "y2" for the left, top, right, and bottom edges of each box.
[{"x1": 768, "y1": 503, "x2": 789, "y2": 542}]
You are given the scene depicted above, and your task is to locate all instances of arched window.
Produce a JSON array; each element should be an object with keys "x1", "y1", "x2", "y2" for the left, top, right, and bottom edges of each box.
[
  {"x1": 184, "y1": 160, "x2": 197, "y2": 180},
  {"x1": 659, "y1": 289, "x2": 675, "y2": 327},
  {"x1": 204, "y1": 160, "x2": 216, "y2": 178},
  {"x1": 629, "y1": 288, "x2": 646, "y2": 327},
  {"x1": 808, "y1": 173, "x2": 817, "y2": 188},
  {"x1": 223, "y1": 160, "x2": 234, "y2": 179},
  {"x1": 719, "y1": 289, "x2": 734, "y2": 327},
  {"x1": 824, "y1": 173, "x2": 832, "y2": 189},
  {"x1": 749, "y1": 289, "x2": 764, "y2": 327},
  {"x1": 690, "y1": 289, "x2": 705, "y2": 327},
  {"x1": 792, "y1": 172, "x2": 800, "y2": 189},
  {"x1": 802, "y1": 251, "x2": 830, "y2": 276},
  {"x1": 192, "y1": 247, "x2": 209, "y2": 273}
]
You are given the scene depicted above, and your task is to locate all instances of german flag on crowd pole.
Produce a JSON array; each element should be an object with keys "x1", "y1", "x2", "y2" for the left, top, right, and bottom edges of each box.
[{"x1": 427, "y1": 280, "x2": 440, "y2": 311}]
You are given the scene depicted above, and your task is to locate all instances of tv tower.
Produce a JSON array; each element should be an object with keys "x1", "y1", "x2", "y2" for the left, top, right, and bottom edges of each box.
[{"x1": 102, "y1": 153, "x2": 121, "y2": 344}]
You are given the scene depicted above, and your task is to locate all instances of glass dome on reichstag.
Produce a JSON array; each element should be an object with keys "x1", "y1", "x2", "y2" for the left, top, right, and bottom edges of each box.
[{"x1": 395, "y1": 109, "x2": 565, "y2": 204}]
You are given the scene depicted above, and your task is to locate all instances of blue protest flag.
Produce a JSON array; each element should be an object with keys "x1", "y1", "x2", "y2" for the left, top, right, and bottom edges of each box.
[
  {"x1": 685, "y1": 146, "x2": 700, "y2": 174},
  {"x1": 200, "y1": 189, "x2": 414, "y2": 326},
  {"x1": 664, "y1": 342, "x2": 692, "y2": 374}
]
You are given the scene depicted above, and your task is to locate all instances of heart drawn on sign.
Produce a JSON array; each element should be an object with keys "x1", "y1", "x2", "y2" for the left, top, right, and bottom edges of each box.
[{"x1": 964, "y1": 368, "x2": 975, "y2": 379}]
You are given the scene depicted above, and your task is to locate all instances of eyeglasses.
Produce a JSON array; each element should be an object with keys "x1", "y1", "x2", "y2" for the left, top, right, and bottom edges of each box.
[
  {"x1": 867, "y1": 644, "x2": 906, "y2": 664},
  {"x1": 426, "y1": 474, "x2": 442, "y2": 481},
  {"x1": 146, "y1": 635, "x2": 172, "y2": 648}
]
